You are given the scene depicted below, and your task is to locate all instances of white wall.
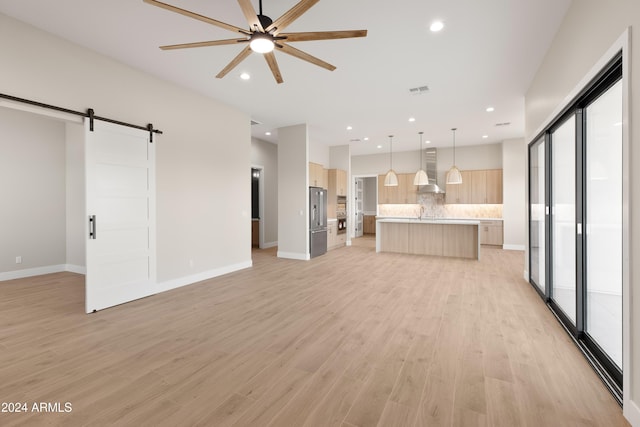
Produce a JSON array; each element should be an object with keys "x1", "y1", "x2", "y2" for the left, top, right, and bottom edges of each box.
[
  {"x1": 251, "y1": 137, "x2": 278, "y2": 248},
  {"x1": 1, "y1": 13, "x2": 251, "y2": 288},
  {"x1": 277, "y1": 124, "x2": 309, "y2": 260},
  {"x1": 363, "y1": 177, "x2": 377, "y2": 213},
  {"x1": 309, "y1": 140, "x2": 330, "y2": 167},
  {"x1": 0, "y1": 108, "x2": 66, "y2": 276},
  {"x1": 502, "y1": 139, "x2": 526, "y2": 250},
  {"x1": 524, "y1": 1, "x2": 640, "y2": 422},
  {"x1": 352, "y1": 143, "x2": 503, "y2": 182},
  {"x1": 65, "y1": 122, "x2": 85, "y2": 270}
]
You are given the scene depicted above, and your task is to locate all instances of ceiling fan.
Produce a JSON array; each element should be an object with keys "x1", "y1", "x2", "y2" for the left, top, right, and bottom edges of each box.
[{"x1": 143, "y1": 0, "x2": 368, "y2": 84}]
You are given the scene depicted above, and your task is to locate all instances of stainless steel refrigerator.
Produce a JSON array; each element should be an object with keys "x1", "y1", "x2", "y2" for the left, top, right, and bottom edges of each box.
[{"x1": 309, "y1": 187, "x2": 327, "y2": 258}]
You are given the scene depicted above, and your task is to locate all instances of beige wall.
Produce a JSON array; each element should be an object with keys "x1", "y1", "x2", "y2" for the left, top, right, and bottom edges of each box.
[
  {"x1": 502, "y1": 138, "x2": 526, "y2": 250},
  {"x1": 65, "y1": 122, "x2": 85, "y2": 270},
  {"x1": 1, "y1": 13, "x2": 252, "y2": 287},
  {"x1": 525, "y1": 1, "x2": 640, "y2": 422},
  {"x1": 0, "y1": 108, "x2": 66, "y2": 275}
]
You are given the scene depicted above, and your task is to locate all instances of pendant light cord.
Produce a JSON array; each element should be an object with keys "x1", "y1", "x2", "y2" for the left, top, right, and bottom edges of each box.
[
  {"x1": 389, "y1": 135, "x2": 394, "y2": 169},
  {"x1": 259, "y1": 0, "x2": 263, "y2": 15},
  {"x1": 419, "y1": 132, "x2": 424, "y2": 169},
  {"x1": 452, "y1": 128, "x2": 457, "y2": 165}
]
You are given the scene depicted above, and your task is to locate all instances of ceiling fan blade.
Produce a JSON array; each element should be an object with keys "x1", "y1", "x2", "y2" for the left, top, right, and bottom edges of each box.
[
  {"x1": 277, "y1": 43, "x2": 336, "y2": 71},
  {"x1": 266, "y1": 0, "x2": 320, "y2": 35},
  {"x1": 264, "y1": 52, "x2": 284, "y2": 84},
  {"x1": 237, "y1": 0, "x2": 264, "y2": 33},
  {"x1": 216, "y1": 45, "x2": 253, "y2": 79},
  {"x1": 160, "y1": 38, "x2": 248, "y2": 50},
  {"x1": 143, "y1": 0, "x2": 249, "y2": 35},
  {"x1": 280, "y1": 30, "x2": 368, "y2": 42}
]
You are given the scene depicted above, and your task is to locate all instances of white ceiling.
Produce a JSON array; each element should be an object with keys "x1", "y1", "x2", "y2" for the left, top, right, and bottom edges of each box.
[{"x1": 0, "y1": 0, "x2": 571, "y2": 155}]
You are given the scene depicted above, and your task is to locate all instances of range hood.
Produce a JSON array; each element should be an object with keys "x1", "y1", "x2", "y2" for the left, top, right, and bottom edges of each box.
[{"x1": 418, "y1": 148, "x2": 445, "y2": 194}]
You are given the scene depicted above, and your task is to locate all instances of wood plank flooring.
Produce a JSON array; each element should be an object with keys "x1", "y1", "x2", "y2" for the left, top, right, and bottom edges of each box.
[{"x1": 0, "y1": 239, "x2": 628, "y2": 426}]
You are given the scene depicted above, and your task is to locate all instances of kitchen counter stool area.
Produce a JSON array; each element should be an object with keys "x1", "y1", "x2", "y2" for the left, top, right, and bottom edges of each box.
[{"x1": 376, "y1": 218, "x2": 480, "y2": 260}]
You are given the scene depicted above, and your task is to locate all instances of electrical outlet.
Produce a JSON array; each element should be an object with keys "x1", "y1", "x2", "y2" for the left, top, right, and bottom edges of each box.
[
  {"x1": 189, "y1": 259, "x2": 194, "y2": 268},
  {"x1": 15, "y1": 256, "x2": 22, "y2": 264}
]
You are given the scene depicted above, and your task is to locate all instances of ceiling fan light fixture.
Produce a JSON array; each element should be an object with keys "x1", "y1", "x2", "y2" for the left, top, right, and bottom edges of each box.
[{"x1": 249, "y1": 33, "x2": 274, "y2": 53}]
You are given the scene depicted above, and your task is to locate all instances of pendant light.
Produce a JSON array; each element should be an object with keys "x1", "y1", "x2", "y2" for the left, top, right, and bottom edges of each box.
[
  {"x1": 446, "y1": 127, "x2": 463, "y2": 184},
  {"x1": 384, "y1": 135, "x2": 398, "y2": 186},
  {"x1": 413, "y1": 131, "x2": 429, "y2": 186}
]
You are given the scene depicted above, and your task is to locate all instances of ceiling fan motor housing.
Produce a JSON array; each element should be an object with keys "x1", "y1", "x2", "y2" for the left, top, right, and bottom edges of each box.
[{"x1": 257, "y1": 14, "x2": 273, "y2": 30}]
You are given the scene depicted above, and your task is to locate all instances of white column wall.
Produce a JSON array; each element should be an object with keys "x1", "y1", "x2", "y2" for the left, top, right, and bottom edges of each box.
[{"x1": 277, "y1": 124, "x2": 309, "y2": 260}]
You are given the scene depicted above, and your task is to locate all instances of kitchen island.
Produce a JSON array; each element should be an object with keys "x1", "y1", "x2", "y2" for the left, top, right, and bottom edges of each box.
[{"x1": 376, "y1": 218, "x2": 481, "y2": 260}]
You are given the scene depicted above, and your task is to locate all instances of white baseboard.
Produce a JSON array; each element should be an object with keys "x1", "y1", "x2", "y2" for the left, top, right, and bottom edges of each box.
[
  {"x1": 503, "y1": 244, "x2": 525, "y2": 251},
  {"x1": 65, "y1": 264, "x2": 86, "y2": 275},
  {"x1": 277, "y1": 251, "x2": 310, "y2": 260},
  {"x1": 624, "y1": 398, "x2": 640, "y2": 427},
  {"x1": 523, "y1": 270, "x2": 529, "y2": 282},
  {"x1": 0, "y1": 264, "x2": 68, "y2": 281},
  {"x1": 261, "y1": 241, "x2": 278, "y2": 249},
  {"x1": 157, "y1": 260, "x2": 252, "y2": 293}
]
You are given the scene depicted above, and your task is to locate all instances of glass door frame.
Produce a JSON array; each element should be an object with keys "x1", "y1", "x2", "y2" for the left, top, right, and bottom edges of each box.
[{"x1": 527, "y1": 52, "x2": 623, "y2": 399}]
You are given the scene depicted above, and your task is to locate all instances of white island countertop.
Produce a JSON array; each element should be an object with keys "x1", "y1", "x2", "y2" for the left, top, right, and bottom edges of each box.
[{"x1": 376, "y1": 218, "x2": 480, "y2": 226}]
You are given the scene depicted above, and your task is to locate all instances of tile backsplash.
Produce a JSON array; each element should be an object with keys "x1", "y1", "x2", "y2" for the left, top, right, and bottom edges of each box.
[{"x1": 378, "y1": 194, "x2": 502, "y2": 219}]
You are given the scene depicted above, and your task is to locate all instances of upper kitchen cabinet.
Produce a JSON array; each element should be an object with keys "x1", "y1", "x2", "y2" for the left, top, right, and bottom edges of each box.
[
  {"x1": 445, "y1": 169, "x2": 502, "y2": 204},
  {"x1": 377, "y1": 173, "x2": 417, "y2": 204},
  {"x1": 399, "y1": 174, "x2": 418, "y2": 204},
  {"x1": 445, "y1": 170, "x2": 472, "y2": 204},
  {"x1": 485, "y1": 169, "x2": 503, "y2": 203},
  {"x1": 309, "y1": 162, "x2": 326, "y2": 188},
  {"x1": 327, "y1": 168, "x2": 348, "y2": 218},
  {"x1": 328, "y1": 169, "x2": 347, "y2": 196}
]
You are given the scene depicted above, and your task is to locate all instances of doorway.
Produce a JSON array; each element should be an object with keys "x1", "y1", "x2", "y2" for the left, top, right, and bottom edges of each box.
[
  {"x1": 251, "y1": 168, "x2": 261, "y2": 248},
  {"x1": 0, "y1": 104, "x2": 85, "y2": 282},
  {"x1": 351, "y1": 175, "x2": 378, "y2": 241}
]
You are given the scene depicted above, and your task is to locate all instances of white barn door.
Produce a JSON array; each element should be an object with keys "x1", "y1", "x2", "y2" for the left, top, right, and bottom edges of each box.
[{"x1": 85, "y1": 120, "x2": 156, "y2": 313}]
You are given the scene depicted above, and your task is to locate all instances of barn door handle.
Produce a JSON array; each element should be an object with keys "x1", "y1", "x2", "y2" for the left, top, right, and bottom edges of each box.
[{"x1": 89, "y1": 215, "x2": 97, "y2": 240}]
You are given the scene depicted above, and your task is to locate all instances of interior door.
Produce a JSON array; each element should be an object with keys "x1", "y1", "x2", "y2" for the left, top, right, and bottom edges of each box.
[
  {"x1": 354, "y1": 178, "x2": 364, "y2": 237},
  {"x1": 85, "y1": 120, "x2": 156, "y2": 313}
]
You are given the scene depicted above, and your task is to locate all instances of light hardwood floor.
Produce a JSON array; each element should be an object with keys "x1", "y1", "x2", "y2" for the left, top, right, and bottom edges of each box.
[{"x1": 0, "y1": 243, "x2": 628, "y2": 426}]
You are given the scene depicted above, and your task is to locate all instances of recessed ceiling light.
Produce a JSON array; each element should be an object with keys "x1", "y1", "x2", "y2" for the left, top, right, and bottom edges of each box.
[
  {"x1": 265, "y1": 131, "x2": 271, "y2": 136},
  {"x1": 347, "y1": 126, "x2": 353, "y2": 130},
  {"x1": 408, "y1": 117, "x2": 416, "y2": 122},
  {"x1": 486, "y1": 107, "x2": 495, "y2": 112},
  {"x1": 364, "y1": 137, "x2": 369, "y2": 141},
  {"x1": 482, "y1": 135, "x2": 489, "y2": 139},
  {"x1": 377, "y1": 145, "x2": 382, "y2": 149},
  {"x1": 425, "y1": 140, "x2": 431, "y2": 144},
  {"x1": 240, "y1": 72, "x2": 250, "y2": 80},
  {"x1": 430, "y1": 21, "x2": 444, "y2": 32}
]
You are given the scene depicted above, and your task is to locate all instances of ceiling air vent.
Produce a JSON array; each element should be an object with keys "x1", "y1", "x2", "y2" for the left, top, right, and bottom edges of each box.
[
  {"x1": 350, "y1": 138, "x2": 361, "y2": 142},
  {"x1": 495, "y1": 122, "x2": 511, "y2": 127},
  {"x1": 409, "y1": 85, "x2": 430, "y2": 95},
  {"x1": 250, "y1": 119, "x2": 261, "y2": 126}
]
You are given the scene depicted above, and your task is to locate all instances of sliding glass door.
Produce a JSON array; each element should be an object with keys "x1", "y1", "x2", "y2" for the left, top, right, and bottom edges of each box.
[
  {"x1": 529, "y1": 138, "x2": 546, "y2": 294},
  {"x1": 528, "y1": 54, "x2": 623, "y2": 396},
  {"x1": 551, "y1": 115, "x2": 577, "y2": 324},
  {"x1": 585, "y1": 80, "x2": 623, "y2": 370}
]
